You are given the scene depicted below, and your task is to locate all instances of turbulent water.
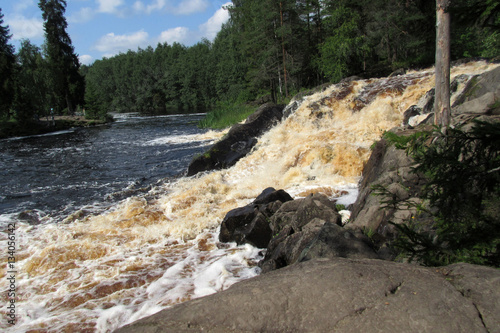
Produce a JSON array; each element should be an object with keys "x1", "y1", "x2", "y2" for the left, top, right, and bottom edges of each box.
[{"x1": 1, "y1": 61, "x2": 498, "y2": 332}]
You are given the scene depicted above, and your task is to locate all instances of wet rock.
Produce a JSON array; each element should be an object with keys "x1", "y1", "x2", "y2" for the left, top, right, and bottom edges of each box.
[
  {"x1": 219, "y1": 187, "x2": 293, "y2": 248},
  {"x1": 187, "y1": 103, "x2": 284, "y2": 176},
  {"x1": 270, "y1": 193, "x2": 342, "y2": 234},
  {"x1": 115, "y1": 258, "x2": 500, "y2": 333},
  {"x1": 17, "y1": 210, "x2": 42, "y2": 225},
  {"x1": 283, "y1": 83, "x2": 331, "y2": 118},
  {"x1": 257, "y1": 193, "x2": 378, "y2": 273},
  {"x1": 252, "y1": 187, "x2": 293, "y2": 205}
]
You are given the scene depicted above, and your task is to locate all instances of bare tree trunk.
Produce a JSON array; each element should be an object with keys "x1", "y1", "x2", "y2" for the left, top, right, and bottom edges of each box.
[
  {"x1": 280, "y1": 2, "x2": 288, "y2": 99},
  {"x1": 434, "y1": 0, "x2": 451, "y2": 127}
]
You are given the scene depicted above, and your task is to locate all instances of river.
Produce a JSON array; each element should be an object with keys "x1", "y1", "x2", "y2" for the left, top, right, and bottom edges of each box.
[{"x1": 0, "y1": 113, "x2": 215, "y2": 221}]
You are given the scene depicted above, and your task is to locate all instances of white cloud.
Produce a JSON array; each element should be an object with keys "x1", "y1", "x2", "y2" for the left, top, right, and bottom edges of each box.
[
  {"x1": 93, "y1": 30, "x2": 150, "y2": 56},
  {"x1": 158, "y1": 27, "x2": 190, "y2": 44},
  {"x1": 13, "y1": 0, "x2": 35, "y2": 13},
  {"x1": 199, "y1": 2, "x2": 230, "y2": 40},
  {"x1": 79, "y1": 54, "x2": 94, "y2": 65},
  {"x1": 133, "y1": 0, "x2": 167, "y2": 14},
  {"x1": 5, "y1": 15, "x2": 44, "y2": 41},
  {"x1": 69, "y1": 7, "x2": 95, "y2": 23},
  {"x1": 173, "y1": 0, "x2": 209, "y2": 15},
  {"x1": 96, "y1": 0, "x2": 124, "y2": 14}
]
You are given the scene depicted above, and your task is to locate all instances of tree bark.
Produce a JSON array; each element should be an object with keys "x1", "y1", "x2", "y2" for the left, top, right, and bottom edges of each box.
[
  {"x1": 280, "y1": 2, "x2": 288, "y2": 99},
  {"x1": 434, "y1": 0, "x2": 451, "y2": 127}
]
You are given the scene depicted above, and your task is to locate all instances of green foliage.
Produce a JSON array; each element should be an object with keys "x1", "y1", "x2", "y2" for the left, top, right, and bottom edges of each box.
[
  {"x1": 317, "y1": 3, "x2": 368, "y2": 82},
  {"x1": 452, "y1": 0, "x2": 500, "y2": 58},
  {"x1": 13, "y1": 40, "x2": 51, "y2": 123},
  {"x1": 378, "y1": 122, "x2": 500, "y2": 267},
  {"x1": 198, "y1": 102, "x2": 255, "y2": 129},
  {"x1": 39, "y1": 0, "x2": 84, "y2": 114},
  {"x1": 0, "y1": 8, "x2": 16, "y2": 119}
]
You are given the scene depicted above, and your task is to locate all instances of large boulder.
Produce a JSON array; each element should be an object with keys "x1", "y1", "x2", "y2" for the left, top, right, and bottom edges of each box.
[
  {"x1": 453, "y1": 66, "x2": 500, "y2": 117},
  {"x1": 115, "y1": 258, "x2": 500, "y2": 333},
  {"x1": 187, "y1": 103, "x2": 285, "y2": 176},
  {"x1": 259, "y1": 192, "x2": 379, "y2": 273},
  {"x1": 219, "y1": 187, "x2": 293, "y2": 248}
]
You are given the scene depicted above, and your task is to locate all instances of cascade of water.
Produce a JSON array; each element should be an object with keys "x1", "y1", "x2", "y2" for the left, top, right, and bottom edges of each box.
[{"x1": 1, "y1": 61, "x2": 497, "y2": 332}]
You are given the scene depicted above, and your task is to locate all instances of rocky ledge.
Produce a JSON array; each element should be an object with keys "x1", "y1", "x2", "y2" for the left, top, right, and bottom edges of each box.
[
  {"x1": 186, "y1": 103, "x2": 285, "y2": 176},
  {"x1": 116, "y1": 258, "x2": 499, "y2": 333}
]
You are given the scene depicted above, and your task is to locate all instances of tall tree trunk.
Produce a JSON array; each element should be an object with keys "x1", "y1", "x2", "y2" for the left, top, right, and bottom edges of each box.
[
  {"x1": 280, "y1": 2, "x2": 288, "y2": 99},
  {"x1": 434, "y1": 0, "x2": 451, "y2": 127}
]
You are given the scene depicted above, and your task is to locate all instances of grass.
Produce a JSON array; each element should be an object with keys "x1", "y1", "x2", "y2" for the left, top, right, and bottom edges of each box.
[{"x1": 198, "y1": 102, "x2": 256, "y2": 129}]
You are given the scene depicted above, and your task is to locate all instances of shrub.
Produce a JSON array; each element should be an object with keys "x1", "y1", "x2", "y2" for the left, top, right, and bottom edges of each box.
[{"x1": 377, "y1": 121, "x2": 500, "y2": 267}]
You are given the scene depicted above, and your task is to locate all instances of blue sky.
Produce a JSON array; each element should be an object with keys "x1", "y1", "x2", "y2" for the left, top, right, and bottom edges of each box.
[{"x1": 1, "y1": 0, "x2": 232, "y2": 65}]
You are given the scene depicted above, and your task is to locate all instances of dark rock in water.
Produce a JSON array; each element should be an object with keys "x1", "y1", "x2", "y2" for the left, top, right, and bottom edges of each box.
[
  {"x1": 270, "y1": 193, "x2": 342, "y2": 234},
  {"x1": 219, "y1": 190, "x2": 377, "y2": 273},
  {"x1": 219, "y1": 187, "x2": 294, "y2": 248},
  {"x1": 283, "y1": 83, "x2": 332, "y2": 118},
  {"x1": 17, "y1": 210, "x2": 42, "y2": 225},
  {"x1": 187, "y1": 103, "x2": 284, "y2": 176},
  {"x1": 258, "y1": 193, "x2": 378, "y2": 273},
  {"x1": 403, "y1": 105, "x2": 423, "y2": 126},
  {"x1": 219, "y1": 205, "x2": 270, "y2": 248},
  {"x1": 115, "y1": 258, "x2": 500, "y2": 333},
  {"x1": 252, "y1": 187, "x2": 293, "y2": 205}
]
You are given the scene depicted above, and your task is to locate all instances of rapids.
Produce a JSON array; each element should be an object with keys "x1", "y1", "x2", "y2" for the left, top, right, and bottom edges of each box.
[{"x1": 1, "y1": 61, "x2": 498, "y2": 332}]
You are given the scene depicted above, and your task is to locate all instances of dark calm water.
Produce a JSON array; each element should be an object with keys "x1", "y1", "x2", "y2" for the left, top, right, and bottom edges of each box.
[{"x1": 0, "y1": 113, "x2": 211, "y2": 221}]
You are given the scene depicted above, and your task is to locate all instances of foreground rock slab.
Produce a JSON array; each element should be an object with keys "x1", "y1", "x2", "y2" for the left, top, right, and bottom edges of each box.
[{"x1": 115, "y1": 258, "x2": 499, "y2": 333}]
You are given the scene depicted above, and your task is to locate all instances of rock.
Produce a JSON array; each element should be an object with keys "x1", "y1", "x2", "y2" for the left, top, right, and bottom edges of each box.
[
  {"x1": 258, "y1": 193, "x2": 378, "y2": 273},
  {"x1": 260, "y1": 218, "x2": 326, "y2": 273},
  {"x1": 270, "y1": 193, "x2": 342, "y2": 234},
  {"x1": 187, "y1": 103, "x2": 284, "y2": 176},
  {"x1": 218, "y1": 187, "x2": 293, "y2": 248},
  {"x1": 17, "y1": 210, "x2": 43, "y2": 225},
  {"x1": 115, "y1": 258, "x2": 500, "y2": 333},
  {"x1": 282, "y1": 83, "x2": 332, "y2": 118},
  {"x1": 252, "y1": 187, "x2": 293, "y2": 205},
  {"x1": 453, "y1": 66, "x2": 500, "y2": 107},
  {"x1": 298, "y1": 222, "x2": 379, "y2": 262},
  {"x1": 402, "y1": 105, "x2": 421, "y2": 126}
]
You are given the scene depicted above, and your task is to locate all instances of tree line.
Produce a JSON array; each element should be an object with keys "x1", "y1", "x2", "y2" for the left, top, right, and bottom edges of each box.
[
  {"x1": 1, "y1": 0, "x2": 499, "y2": 123},
  {"x1": 0, "y1": 1, "x2": 84, "y2": 124}
]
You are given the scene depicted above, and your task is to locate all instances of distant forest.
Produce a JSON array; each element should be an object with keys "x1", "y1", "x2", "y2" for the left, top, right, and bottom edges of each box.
[
  {"x1": 1, "y1": 0, "x2": 499, "y2": 123},
  {"x1": 82, "y1": 0, "x2": 499, "y2": 119}
]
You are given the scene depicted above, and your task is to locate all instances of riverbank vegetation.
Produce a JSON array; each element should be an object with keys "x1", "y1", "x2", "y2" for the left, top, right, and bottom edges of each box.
[
  {"x1": 377, "y1": 121, "x2": 500, "y2": 267},
  {"x1": 1, "y1": 0, "x2": 499, "y2": 136}
]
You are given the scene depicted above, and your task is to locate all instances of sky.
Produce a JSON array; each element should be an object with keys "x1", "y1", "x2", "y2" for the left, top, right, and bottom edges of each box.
[{"x1": 1, "y1": 0, "x2": 232, "y2": 65}]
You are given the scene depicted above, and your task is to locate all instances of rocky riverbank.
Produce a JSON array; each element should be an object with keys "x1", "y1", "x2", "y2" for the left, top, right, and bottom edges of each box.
[
  {"x1": 0, "y1": 115, "x2": 109, "y2": 139},
  {"x1": 116, "y1": 63, "x2": 500, "y2": 332}
]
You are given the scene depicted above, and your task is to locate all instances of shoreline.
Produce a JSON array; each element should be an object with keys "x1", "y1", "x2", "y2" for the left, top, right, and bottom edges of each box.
[{"x1": 0, "y1": 115, "x2": 111, "y2": 140}]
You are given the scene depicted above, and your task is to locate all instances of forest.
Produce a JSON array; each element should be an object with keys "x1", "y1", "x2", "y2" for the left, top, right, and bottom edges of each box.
[{"x1": 1, "y1": 0, "x2": 499, "y2": 127}]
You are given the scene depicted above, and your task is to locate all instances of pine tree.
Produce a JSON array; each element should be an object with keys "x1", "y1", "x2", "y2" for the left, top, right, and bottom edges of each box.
[
  {"x1": 0, "y1": 8, "x2": 16, "y2": 119},
  {"x1": 39, "y1": 0, "x2": 84, "y2": 114},
  {"x1": 13, "y1": 40, "x2": 51, "y2": 123}
]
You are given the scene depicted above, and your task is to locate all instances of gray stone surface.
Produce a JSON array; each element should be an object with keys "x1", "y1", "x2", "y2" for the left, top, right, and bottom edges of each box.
[{"x1": 115, "y1": 258, "x2": 499, "y2": 333}]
